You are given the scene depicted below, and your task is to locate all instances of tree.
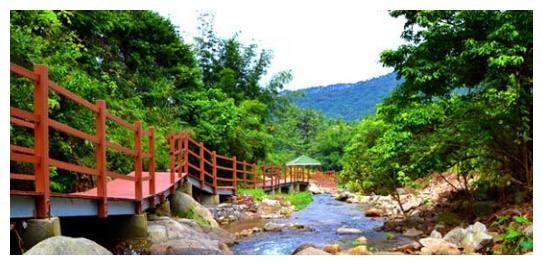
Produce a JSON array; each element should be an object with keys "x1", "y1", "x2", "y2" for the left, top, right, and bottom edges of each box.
[{"x1": 342, "y1": 11, "x2": 533, "y2": 204}]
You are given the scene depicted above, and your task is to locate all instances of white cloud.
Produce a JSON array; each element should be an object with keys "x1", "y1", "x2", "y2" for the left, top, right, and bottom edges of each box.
[{"x1": 156, "y1": 2, "x2": 406, "y2": 90}]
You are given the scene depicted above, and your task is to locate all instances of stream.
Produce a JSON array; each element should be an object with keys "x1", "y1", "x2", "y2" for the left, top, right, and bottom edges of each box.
[{"x1": 228, "y1": 194, "x2": 411, "y2": 255}]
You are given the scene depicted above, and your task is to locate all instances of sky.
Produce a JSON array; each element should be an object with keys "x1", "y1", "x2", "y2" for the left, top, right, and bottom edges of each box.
[{"x1": 155, "y1": 3, "x2": 406, "y2": 90}]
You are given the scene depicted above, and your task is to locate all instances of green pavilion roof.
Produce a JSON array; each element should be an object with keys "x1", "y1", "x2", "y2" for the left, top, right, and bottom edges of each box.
[{"x1": 286, "y1": 155, "x2": 321, "y2": 166}]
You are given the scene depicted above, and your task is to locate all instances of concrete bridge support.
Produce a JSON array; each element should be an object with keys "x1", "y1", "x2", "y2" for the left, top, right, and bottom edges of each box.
[
  {"x1": 117, "y1": 213, "x2": 148, "y2": 239},
  {"x1": 287, "y1": 184, "x2": 295, "y2": 193},
  {"x1": 200, "y1": 194, "x2": 220, "y2": 205},
  {"x1": 21, "y1": 217, "x2": 61, "y2": 250}
]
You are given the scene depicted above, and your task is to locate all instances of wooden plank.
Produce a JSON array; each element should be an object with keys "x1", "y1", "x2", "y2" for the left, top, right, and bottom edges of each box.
[
  {"x1": 134, "y1": 121, "x2": 143, "y2": 212},
  {"x1": 106, "y1": 112, "x2": 135, "y2": 130},
  {"x1": 188, "y1": 162, "x2": 200, "y2": 172},
  {"x1": 95, "y1": 100, "x2": 108, "y2": 218},
  {"x1": 216, "y1": 165, "x2": 233, "y2": 171},
  {"x1": 10, "y1": 173, "x2": 35, "y2": 181},
  {"x1": 106, "y1": 141, "x2": 136, "y2": 156},
  {"x1": 49, "y1": 118, "x2": 98, "y2": 143},
  {"x1": 11, "y1": 107, "x2": 38, "y2": 122},
  {"x1": 10, "y1": 144, "x2": 34, "y2": 155},
  {"x1": 49, "y1": 158, "x2": 98, "y2": 176},
  {"x1": 169, "y1": 132, "x2": 175, "y2": 194},
  {"x1": 11, "y1": 149, "x2": 39, "y2": 165},
  {"x1": 199, "y1": 142, "x2": 205, "y2": 188},
  {"x1": 187, "y1": 149, "x2": 199, "y2": 158},
  {"x1": 10, "y1": 63, "x2": 39, "y2": 80},
  {"x1": 49, "y1": 81, "x2": 99, "y2": 112},
  {"x1": 10, "y1": 117, "x2": 34, "y2": 129},
  {"x1": 148, "y1": 127, "x2": 156, "y2": 207}
]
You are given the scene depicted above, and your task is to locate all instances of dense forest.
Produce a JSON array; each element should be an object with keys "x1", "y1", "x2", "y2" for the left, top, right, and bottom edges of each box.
[{"x1": 287, "y1": 72, "x2": 401, "y2": 120}]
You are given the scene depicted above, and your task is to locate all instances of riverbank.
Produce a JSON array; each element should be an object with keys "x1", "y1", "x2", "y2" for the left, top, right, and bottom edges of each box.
[{"x1": 331, "y1": 173, "x2": 533, "y2": 255}]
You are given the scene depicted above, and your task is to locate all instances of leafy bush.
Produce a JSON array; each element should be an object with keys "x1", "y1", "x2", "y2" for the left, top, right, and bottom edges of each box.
[
  {"x1": 238, "y1": 188, "x2": 267, "y2": 202},
  {"x1": 282, "y1": 191, "x2": 313, "y2": 210},
  {"x1": 492, "y1": 215, "x2": 533, "y2": 254}
]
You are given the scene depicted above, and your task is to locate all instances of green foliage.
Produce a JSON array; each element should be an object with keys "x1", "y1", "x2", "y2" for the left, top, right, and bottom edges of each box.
[
  {"x1": 238, "y1": 188, "x2": 267, "y2": 202},
  {"x1": 281, "y1": 191, "x2": 313, "y2": 210},
  {"x1": 492, "y1": 215, "x2": 532, "y2": 254},
  {"x1": 342, "y1": 11, "x2": 533, "y2": 198}
]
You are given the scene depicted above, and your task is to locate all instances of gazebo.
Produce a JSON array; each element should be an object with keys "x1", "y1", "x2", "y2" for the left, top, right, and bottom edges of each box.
[{"x1": 286, "y1": 155, "x2": 321, "y2": 182}]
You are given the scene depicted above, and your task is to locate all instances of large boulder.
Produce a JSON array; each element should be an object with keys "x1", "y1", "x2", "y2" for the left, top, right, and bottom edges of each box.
[
  {"x1": 24, "y1": 236, "x2": 111, "y2": 255},
  {"x1": 419, "y1": 237, "x2": 461, "y2": 255},
  {"x1": 148, "y1": 216, "x2": 231, "y2": 255},
  {"x1": 443, "y1": 222, "x2": 493, "y2": 252},
  {"x1": 294, "y1": 247, "x2": 331, "y2": 255},
  {"x1": 171, "y1": 191, "x2": 219, "y2": 228}
]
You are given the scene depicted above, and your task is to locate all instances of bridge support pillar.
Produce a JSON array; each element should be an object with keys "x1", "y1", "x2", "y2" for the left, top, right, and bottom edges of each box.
[
  {"x1": 179, "y1": 180, "x2": 192, "y2": 196},
  {"x1": 201, "y1": 194, "x2": 220, "y2": 205},
  {"x1": 22, "y1": 217, "x2": 61, "y2": 250},
  {"x1": 288, "y1": 184, "x2": 295, "y2": 193},
  {"x1": 294, "y1": 183, "x2": 300, "y2": 192},
  {"x1": 117, "y1": 213, "x2": 148, "y2": 239}
]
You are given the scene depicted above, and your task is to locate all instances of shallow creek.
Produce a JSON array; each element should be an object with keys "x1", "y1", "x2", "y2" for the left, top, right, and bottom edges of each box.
[{"x1": 227, "y1": 194, "x2": 411, "y2": 255}]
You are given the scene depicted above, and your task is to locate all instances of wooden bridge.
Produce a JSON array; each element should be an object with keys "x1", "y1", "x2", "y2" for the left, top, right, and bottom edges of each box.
[{"x1": 10, "y1": 63, "x2": 333, "y2": 219}]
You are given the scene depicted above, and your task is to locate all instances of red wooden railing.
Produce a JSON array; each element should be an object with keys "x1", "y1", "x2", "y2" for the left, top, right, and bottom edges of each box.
[
  {"x1": 169, "y1": 132, "x2": 314, "y2": 194},
  {"x1": 10, "y1": 63, "x2": 315, "y2": 219},
  {"x1": 10, "y1": 63, "x2": 156, "y2": 218}
]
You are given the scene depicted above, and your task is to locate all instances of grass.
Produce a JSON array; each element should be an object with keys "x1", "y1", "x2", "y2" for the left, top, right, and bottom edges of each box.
[
  {"x1": 238, "y1": 187, "x2": 267, "y2": 201},
  {"x1": 237, "y1": 187, "x2": 313, "y2": 211},
  {"x1": 281, "y1": 191, "x2": 313, "y2": 210}
]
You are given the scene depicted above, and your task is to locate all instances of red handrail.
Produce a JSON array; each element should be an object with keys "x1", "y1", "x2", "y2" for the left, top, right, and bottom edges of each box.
[{"x1": 10, "y1": 63, "x2": 156, "y2": 218}]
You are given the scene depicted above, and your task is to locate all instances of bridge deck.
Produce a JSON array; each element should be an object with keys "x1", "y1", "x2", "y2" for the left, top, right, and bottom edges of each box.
[{"x1": 73, "y1": 172, "x2": 181, "y2": 199}]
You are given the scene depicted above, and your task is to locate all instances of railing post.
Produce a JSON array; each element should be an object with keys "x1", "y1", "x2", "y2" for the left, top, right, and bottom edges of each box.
[
  {"x1": 177, "y1": 132, "x2": 183, "y2": 178},
  {"x1": 252, "y1": 163, "x2": 257, "y2": 189},
  {"x1": 243, "y1": 160, "x2": 247, "y2": 187},
  {"x1": 262, "y1": 165, "x2": 266, "y2": 188},
  {"x1": 183, "y1": 130, "x2": 189, "y2": 174},
  {"x1": 134, "y1": 121, "x2": 143, "y2": 213},
  {"x1": 232, "y1": 156, "x2": 237, "y2": 194},
  {"x1": 199, "y1": 142, "x2": 205, "y2": 188},
  {"x1": 95, "y1": 100, "x2": 107, "y2": 218},
  {"x1": 148, "y1": 127, "x2": 156, "y2": 207},
  {"x1": 34, "y1": 65, "x2": 50, "y2": 218},
  {"x1": 169, "y1": 132, "x2": 175, "y2": 194},
  {"x1": 212, "y1": 151, "x2": 217, "y2": 194}
]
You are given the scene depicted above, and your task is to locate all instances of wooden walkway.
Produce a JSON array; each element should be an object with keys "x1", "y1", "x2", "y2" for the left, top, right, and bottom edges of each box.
[{"x1": 10, "y1": 63, "x2": 331, "y2": 219}]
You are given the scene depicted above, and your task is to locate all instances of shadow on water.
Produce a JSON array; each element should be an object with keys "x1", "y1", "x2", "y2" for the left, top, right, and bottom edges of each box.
[{"x1": 230, "y1": 194, "x2": 411, "y2": 255}]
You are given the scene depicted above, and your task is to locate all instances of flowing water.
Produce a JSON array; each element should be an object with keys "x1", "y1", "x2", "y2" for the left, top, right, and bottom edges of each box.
[{"x1": 230, "y1": 194, "x2": 411, "y2": 255}]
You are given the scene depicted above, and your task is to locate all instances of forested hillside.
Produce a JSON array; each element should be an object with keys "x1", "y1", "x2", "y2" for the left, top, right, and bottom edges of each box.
[{"x1": 287, "y1": 72, "x2": 401, "y2": 120}]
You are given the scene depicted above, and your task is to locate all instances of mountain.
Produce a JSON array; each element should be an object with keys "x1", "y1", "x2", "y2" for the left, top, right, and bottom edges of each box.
[{"x1": 286, "y1": 72, "x2": 401, "y2": 121}]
